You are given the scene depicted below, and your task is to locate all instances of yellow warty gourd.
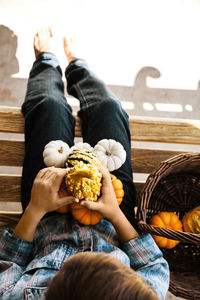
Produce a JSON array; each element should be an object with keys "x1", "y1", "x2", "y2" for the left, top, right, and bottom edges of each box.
[{"x1": 182, "y1": 206, "x2": 200, "y2": 233}]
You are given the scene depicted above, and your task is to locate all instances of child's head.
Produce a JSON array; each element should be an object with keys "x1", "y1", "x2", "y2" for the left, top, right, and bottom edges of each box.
[{"x1": 45, "y1": 252, "x2": 158, "y2": 300}]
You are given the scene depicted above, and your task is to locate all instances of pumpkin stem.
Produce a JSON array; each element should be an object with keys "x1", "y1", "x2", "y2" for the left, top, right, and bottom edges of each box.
[
  {"x1": 106, "y1": 151, "x2": 111, "y2": 156},
  {"x1": 58, "y1": 146, "x2": 63, "y2": 154}
]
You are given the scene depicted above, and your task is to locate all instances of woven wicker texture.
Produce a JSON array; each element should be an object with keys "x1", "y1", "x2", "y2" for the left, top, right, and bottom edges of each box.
[{"x1": 137, "y1": 152, "x2": 200, "y2": 299}]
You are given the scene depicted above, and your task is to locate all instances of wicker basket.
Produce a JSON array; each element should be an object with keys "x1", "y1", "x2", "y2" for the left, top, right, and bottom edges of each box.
[{"x1": 137, "y1": 152, "x2": 200, "y2": 299}]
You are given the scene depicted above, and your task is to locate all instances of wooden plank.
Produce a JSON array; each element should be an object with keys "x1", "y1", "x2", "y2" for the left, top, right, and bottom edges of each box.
[
  {"x1": 130, "y1": 116, "x2": 200, "y2": 144},
  {"x1": 0, "y1": 174, "x2": 144, "y2": 203},
  {"x1": 0, "y1": 106, "x2": 82, "y2": 137},
  {"x1": 135, "y1": 181, "x2": 145, "y2": 202},
  {"x1": 0, "y1": 182, "x2": 145, "y2": 230},
  {"x1": 0, "y1": 106, "x2": 24, "y2": 133},
  {"x1": 0, "y1": 175, "x2": 21, "y2": 202},
  {"x1": 0, "y1": 140, "x2": 24, "y2": 166},
  {"x1": 1, "y1": 106, "x2": 200, "y2": 144},
  {"x1": 131, "y1": 148, "x2": 189, "y2": 173},
  {"x1": 0, "y1": 141, "x2": 188, "y2": 172},
  {"x1": 0, "y1": 139, "x2": 189, "y2": 172},
  {"x1": 0, "y1": 212, "x2": 21, "y2": 230},
  {"x1": 75, "y1": 117, "x2": 82, "y2": 137}
]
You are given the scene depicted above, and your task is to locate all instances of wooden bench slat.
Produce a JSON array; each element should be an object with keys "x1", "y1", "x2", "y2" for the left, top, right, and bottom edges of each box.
[
  {"x1": 0, "y1": 140, "x2": 24, "y2": 166},
  {"x1": 130, "y1": 116, "x2": 200, "y2": 144},
  {"x1": 0, "y1": 181, "x2": 144, "y2": 230},
  {"x1": 0, "y1": 139, "x2": 188, "y2": 173},
  {"x1": 0, "y1": 175, "x2": 21, "y2": 202},
  {"x1": 1, "y1": 106, "x2": 200, "y2": 144},
  {"x1": 0, "y1": 212, "x2": 21, "y2": 230},
  {"x1": 131, "y1": 148, "x2": 189, "y2": 173},
  {"x1": 0, "y1": 106, "x2": 82, "y2": 136},
  {"x1": 0, "y1": 107, "x2": 24, "y2": 133},
  {"x1": 0, "y1": 174, "x2": 144, "y2": 203}
]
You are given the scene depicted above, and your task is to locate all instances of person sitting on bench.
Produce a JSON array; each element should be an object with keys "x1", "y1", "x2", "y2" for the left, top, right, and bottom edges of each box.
[{"x1": 0, "y1": 27, "x2": 169, "y2": 300}]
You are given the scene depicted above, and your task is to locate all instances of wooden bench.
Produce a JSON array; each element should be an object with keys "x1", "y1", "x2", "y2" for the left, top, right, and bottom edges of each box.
[{"x1": 1, "y1": 105, "x2": 200, "y2": 230}]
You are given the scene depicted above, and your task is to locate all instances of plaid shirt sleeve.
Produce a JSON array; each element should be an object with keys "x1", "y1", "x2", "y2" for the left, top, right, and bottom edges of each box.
[
  {"x1": 0, "y1": 228, "x2": 33, "y2": 266},
  {"x1": 0, "y1": 228, "x2": 34, "y2": 297},
  {"x1": 121, "y1": 233, "x2": 170, "y2": 300}
]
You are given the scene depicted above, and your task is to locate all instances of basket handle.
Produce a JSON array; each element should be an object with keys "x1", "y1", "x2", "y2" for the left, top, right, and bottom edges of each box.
[{"x1": 138, "y1": 221, "x2": 200, "y2": 245}]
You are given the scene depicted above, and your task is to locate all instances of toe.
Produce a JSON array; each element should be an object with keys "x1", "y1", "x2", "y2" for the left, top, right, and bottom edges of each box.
[
  {"x1": 43, "y1": 27, "x2": 49, "y2": 36},
  {"x1": 37, "y1": 28, "x2": 43, "y2": 39},
  {"x1": 49, "y1": 27, "x2": 53, "y2": 37},
  {"x1": 39, "y1": 27, "x2": 47, "y2": 38},
  {"x1": 45, "y1": 26, "x2": 51, "y2": 36},
  {"x1": 34, "y1": 32, "x2": 39, "y2": 42},
  {"x1": 33, "y1": 34, "x2": 38, "y2": 45},
  {"x1": 63, "y1": 37, "x2": 68, "y2": 46}
]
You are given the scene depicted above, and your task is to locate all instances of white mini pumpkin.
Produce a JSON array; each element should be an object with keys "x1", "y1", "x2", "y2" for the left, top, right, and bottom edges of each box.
[
  {"x1": 43, "y1": 140, "x2": 70, "y2": 167},
  {"x1": 70, "y1": 142, "x2": 94, "y2": 152},
  {"x1": 93, "y1": 139, "x2": 126, "y2": 171}
]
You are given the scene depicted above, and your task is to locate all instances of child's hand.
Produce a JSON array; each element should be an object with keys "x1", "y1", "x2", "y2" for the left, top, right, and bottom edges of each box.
[
  {"x1": 79, "y1": 167, "x2": 121, "y2": 221},
  {"x1": 29, "y1": 167, "x2": 79, "y2": 215}
]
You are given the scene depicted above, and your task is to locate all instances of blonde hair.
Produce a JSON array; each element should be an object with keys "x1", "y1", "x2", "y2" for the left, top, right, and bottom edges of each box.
[{"x1": 45, "y1": 252, "x2": 158, "y2": 300}]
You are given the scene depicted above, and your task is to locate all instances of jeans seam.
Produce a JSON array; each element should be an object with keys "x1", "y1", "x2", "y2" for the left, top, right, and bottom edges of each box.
[{"x1": 76, "y1": 82, "x2": 89, "y2": 111}]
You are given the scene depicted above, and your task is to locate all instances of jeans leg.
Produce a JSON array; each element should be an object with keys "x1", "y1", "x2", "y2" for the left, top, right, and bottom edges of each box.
[
  {"x1": 21, "y1": 53, "x2": 75, "y2": 211},
  {"x1": 65, "y1": 59, "x2": 136, "y2": 225}
]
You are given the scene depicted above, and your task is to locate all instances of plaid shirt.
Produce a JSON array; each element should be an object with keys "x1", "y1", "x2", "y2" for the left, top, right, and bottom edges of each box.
[{"x1": 0, "y1": 213, "x2": 169, "y2": 299}]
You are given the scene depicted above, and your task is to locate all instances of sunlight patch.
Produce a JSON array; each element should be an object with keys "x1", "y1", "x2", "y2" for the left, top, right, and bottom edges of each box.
[
  {"x1": 155, "y1": 103, "x2": 183, "y2": 112},
  {"x1": 143, "y1": 102, "x2": 154, "y2": 111}
]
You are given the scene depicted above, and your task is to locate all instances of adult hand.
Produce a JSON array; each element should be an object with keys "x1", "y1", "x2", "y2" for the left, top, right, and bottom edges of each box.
[
  {"x1": 29, "y1": 167, "x2": 79, "y2": 215},
  {"x1": 79, "y1": 167, "x2": 120, "y2": 221}
]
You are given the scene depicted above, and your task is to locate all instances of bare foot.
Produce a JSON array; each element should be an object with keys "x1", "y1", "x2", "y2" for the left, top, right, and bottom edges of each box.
[
  {"x1": 63, "y1": 37, "x2": 80, "y2": 63},
  {"x1": 34, "y1": 27, "x2": 56, "y2": 58}
]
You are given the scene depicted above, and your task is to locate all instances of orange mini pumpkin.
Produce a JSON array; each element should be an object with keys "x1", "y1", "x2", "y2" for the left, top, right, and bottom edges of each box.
[
  {"x1": 110, "y1": 174, "x2": 124, "y2": 205},
  {"x1": 149, "y1": 212, "x2": 183, "y2": 249},
  {"x1": 57, "y1": 181, "x2": 69, "y2": 213},
  {"x1": 69, "y1": 174, "x2": 124, "y2": 225},
  {"x1": 69, "y1": 203, "x2": 103, "y2": 225}
]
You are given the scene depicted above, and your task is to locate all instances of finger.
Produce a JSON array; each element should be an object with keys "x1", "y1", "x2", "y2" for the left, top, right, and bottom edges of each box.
[
  {"x1": 45, "y1": 168, "x2": 62, "y2": 181},
  {"x1": 36, "y1": 167, "x2": 52, "y2": 179},
  {"x1": 97, "y1": 167, "x2": 111, "y2": 181},
  {"x1": 97, "y1": 165, "x2": 109, "y2": 173},
  {"x1": 97, "y1": 168, "x2": 113, "y2": 194},
  {"x1": 41, "y1": 167, "x2": 56, "y2": 179},
  {"x1": 44, "y1": 168, "x2": 60, "y2": 180},
  {"x1": 51, "y1": 168, "x2": 69, "y2": 187},
  {"x1": 80, "y1": 200, "x2": 101, "y2": 211},
  {"x1": 58, "y1": 196, "x2": 79, "y2": 207}
]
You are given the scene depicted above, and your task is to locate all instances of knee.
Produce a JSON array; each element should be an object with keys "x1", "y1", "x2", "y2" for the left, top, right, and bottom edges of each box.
[
  {"x1": 22, "y1": 96, "x2": 65, "y2": 117},
  {"x1": 41, "y1": 96, "x2": 65, "y2": 109},
  {"x1": 41, "y1": 97, "x2": 73, "y2": 118},
  {"x1": 99, "y1": 98, "x2": 123, "y2": 114},
  {"x1": 38, "y1": 96, "x2": 71, "y2": 115},
  {"x1": 98, "y1": 98, "x2": 129, "y2": 121}
]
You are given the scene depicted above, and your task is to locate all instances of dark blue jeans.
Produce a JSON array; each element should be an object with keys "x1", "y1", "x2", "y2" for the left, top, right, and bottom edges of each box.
[{"x1": 21, "y1": 54, "x2": 136, "y2": 225}]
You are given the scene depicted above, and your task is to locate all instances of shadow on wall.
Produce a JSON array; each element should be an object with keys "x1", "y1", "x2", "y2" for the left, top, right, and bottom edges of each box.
[
  {"x1": 109, "y1": 67, "x2": 200, "y2": 119},
  {"x1": 0, "y1": 25, "x2": 200, "y2": 120},
  {"x1": 0, "y1": 25, "x2": 25, "y2": 105}
]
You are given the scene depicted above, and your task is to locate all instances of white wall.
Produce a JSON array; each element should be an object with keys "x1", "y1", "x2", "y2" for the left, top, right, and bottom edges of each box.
[{"x1": 0, "y1": 0, "x2": 200, "y2": 88}]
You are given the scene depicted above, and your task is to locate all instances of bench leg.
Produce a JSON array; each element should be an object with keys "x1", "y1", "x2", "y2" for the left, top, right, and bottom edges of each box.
[
  {"x1": 66, "y1": 59, "x2": 136, "y2": 225},
  {"x1": 21, "y1": 54, "x2": 75, "y2": 211}
]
